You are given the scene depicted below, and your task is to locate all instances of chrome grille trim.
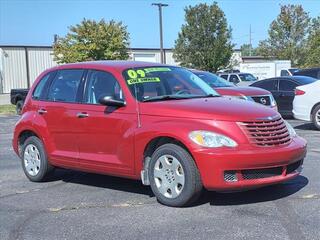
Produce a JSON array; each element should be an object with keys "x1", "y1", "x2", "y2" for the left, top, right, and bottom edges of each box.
[{"x1": 238, "y1": 117, "x2": 291, "y2": 146}]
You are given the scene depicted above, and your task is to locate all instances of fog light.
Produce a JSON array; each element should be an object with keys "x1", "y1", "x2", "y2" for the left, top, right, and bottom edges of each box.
[{"x1": 224, "y1": 171, "x2": 238, "y2": 182}]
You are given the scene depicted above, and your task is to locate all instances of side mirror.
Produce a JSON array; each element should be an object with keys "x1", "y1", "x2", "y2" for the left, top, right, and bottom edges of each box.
[{"x1": 98, "y1": 96, "x2": 126, "y2": 107}]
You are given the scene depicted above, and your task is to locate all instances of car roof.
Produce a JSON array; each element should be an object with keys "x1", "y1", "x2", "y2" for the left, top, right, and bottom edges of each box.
[
  {"x1": 50, "y1": 60, "x2": 171, "y2": 71},
  {"x1": 295, "y1": 67, "x2": 320, "y2": 72},
  {"x1": 256, "y1": 76, "x2": 317, "y2": 84},
  {"x1": 219, "y1": 72, "x2": 251, "y2": 75}
]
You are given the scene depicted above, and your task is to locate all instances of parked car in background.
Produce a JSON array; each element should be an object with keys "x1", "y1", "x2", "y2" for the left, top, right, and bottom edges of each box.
[
  {"x1": 13, "y1": 61, "x2": 306, "y2": 207},
  {"x1": 191, "y1": 70, "x2": 277, "y2": 110},
  {"x1": 280, "y1": 68, "x2": 299, "y2": 76},
  {"x1": 250, "y1": 76, "x2": 317, "y2": 117},
  {"x1": 218, "y1": 72, "x2": 258, "y2": 86},
  {"x1": 293, "y1": 67, "x2": 320, "y2": 79},
  {"x1": 293, "y1": 80, "x2": 320, "y2": 130},
  {"x1": 10, "y1": 88, "x2": 29, "y2": 114}
]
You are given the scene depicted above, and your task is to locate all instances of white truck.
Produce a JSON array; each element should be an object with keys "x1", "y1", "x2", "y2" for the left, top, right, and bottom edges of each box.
[{"x1": 240, "y1": 60, "x2": 291, "y2": 80}]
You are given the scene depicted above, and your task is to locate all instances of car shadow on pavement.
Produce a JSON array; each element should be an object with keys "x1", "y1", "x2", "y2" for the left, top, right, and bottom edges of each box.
[
  {"x1": 47, "y1": 169, "x2": 308, "y2": 207},
  {"x1": 47, "y1": 169, "x2": 154, "y2": 197},
  {"x1": 294, "y1": 122, "x2": 317, "y2": 131},
  {"x1": 197, "y1": 175, "x2": 308, "y2": 206}
]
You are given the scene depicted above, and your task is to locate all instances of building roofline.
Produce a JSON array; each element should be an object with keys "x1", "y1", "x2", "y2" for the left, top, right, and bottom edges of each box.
[{"x1": 0, "y1": 45, "x2": 174, "y2": 51}]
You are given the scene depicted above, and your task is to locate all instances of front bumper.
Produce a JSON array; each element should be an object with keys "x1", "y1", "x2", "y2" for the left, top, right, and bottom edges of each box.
[{"x1": 192, "y1": 136, "x2": 307, "y2": 191}]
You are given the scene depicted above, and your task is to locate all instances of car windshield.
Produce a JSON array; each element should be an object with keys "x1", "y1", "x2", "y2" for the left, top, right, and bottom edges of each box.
[
  {"x1": 193, "y1": 71, "x2": 235, "y2": 88},
  {"x1": 239, "y1": 73, "x2": 257, "y2": 81},
  {"x1": 123, "y1": 66, "x2": 219, "y2": 102}
]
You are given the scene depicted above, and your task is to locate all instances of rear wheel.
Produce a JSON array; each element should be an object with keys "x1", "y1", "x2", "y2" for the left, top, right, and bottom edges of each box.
[
  {"x1": 148, "y1": 143, "x2": 203, "y2": 207},
  {"x1": 311, "y1": 105, "x2": 320, "y2": 130},
  {"x1": 21, "y1": 136, "x2": 54, "y2": 181}
]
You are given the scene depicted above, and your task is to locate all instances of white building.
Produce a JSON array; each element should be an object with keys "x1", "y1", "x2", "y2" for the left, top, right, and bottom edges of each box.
[{"x1": 0, "y1": 45, "x2": 177, "y2": 98}]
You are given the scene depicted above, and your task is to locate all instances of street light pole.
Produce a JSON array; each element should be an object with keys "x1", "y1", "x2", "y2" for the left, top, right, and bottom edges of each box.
[{"x1": 152, "y1": 3, "x2": 168, "y2": 64}]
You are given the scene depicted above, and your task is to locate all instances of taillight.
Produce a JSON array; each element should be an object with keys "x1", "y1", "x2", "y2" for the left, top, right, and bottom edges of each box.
[{"x1": 295, "y1": 89, "x2": 305, "y2": 95}]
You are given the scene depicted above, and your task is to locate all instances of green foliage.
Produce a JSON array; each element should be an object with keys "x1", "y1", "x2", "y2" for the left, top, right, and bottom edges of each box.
[
  {"x1": 240, "y1": 44, "x2": 257, "y2": 56},
  {"x1": 0, "y1": 105, "x2": 16, "y2": 115},
  {"x1": 173, "y1": 2, "x2": 234, "y2": 72},
  {"x1": 304, "y1": 17, "x2": 320, "y2": 67},
  {"x1": 53, "y1": 19, "x2": 130, "y2": 63},
  {"x1": 256, "y1": 4, "x2": 310, "y2": 66}
]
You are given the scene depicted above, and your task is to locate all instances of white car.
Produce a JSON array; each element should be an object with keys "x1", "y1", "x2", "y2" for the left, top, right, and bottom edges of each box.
[
  {"x1": 218, "y1": 72, "x2": 258, "y2": 87},
  {"x1": 293, "y1": 80, "x2": 320, "y2": 130}
]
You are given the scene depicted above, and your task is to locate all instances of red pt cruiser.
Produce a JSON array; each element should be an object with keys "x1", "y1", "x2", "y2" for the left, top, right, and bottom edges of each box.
[{"x1": 13, "y1": 61, "x2": 307, "y2": 207}]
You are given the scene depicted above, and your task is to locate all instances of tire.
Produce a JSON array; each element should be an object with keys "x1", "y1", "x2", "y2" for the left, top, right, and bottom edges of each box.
[
  {"x1": 312, "y1": 104, "x2": 320, "y2": 130},
  {"x1": 16, "y1": 100, "x2": 24, "y2": 115},
  {"x1": 148, "y1": 143, "x2": 203, "y2": 207},
  {"x1": 21, "y1": 136, "x2": 54, "y2": 182}
]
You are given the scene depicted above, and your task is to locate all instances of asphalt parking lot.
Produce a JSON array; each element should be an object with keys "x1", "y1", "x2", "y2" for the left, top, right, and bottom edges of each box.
[{"x1": 0, "y1": 115, "x2": 319, "y2": 240}]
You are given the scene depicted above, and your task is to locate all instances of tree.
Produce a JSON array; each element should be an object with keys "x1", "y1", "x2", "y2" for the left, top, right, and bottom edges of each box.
[
  {"x1": 53, "y1": 19, "x2": 130, "y2": 63},
  {"x1": 240, "y1": 43, "x2": 257, "y2": 56},
  {"x1": 304, "y1": 17, "x2": 320, "y2": 67},
  {"x1": 173, "y1": 2, "x2": 234, "y2": 72},
  {"x1": 256, "y1": 4, "x2": 310, "y2": 66}
]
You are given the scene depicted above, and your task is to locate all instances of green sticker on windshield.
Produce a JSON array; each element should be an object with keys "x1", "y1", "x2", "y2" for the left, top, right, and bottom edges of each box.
[
  {"x1": 144, "y1": 67, "x2": 171, "y2": 73},
  {"x1": 127, "y1": 77, "x2": 161, "y2": 85}
]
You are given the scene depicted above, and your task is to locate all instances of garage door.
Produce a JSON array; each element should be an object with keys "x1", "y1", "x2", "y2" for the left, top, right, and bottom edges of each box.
[{"x1": 133, "y1": 53, "x2": 157, "y2": 63}]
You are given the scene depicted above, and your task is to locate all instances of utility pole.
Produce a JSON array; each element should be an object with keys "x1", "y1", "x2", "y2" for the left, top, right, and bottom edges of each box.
[
  {"x1": 249, "y1": 25, "x2": 252, "y2": 56},
  {"x1": 152, "y1": 3, "x2": 168, "y2": 64}
]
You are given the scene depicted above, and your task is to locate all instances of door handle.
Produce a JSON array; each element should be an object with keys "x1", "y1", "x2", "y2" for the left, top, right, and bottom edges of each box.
[
  {"x1": 77, "y1": 112, "x2": 89, "y2": 118},
  {"x1": 37, "y1": 108, "x2": 47, "y2": 115}
]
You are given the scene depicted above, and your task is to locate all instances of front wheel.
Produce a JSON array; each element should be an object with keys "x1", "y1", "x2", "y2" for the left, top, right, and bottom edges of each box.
[
  {"x1": 312, "y1": 105, "x2": 320, "y2": 130},
  {"x1": 148, "y1": 143, "x2": 203, "y2": 207}
]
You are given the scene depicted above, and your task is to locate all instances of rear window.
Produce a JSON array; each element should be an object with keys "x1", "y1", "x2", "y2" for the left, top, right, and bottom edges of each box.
[{"x1": 294, "y1": 76, "x2": 318, "y2": 85}]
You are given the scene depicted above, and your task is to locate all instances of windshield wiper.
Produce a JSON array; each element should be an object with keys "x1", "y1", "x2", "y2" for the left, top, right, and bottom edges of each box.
[
  {"x1": 142, "y1": 95, "x2": 193, "y2": 102},
  {"x1": 142, "y1": 94, "x2": 220, "y2": 102},
  {"x1": 189, "y1": 94, "x2": 220, "y2": 98}
]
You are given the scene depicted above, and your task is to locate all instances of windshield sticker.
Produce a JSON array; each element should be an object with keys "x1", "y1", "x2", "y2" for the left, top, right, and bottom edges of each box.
[
  {"x1": 144, "y1": 67, "x2": 172, "y2": 73},
  {"x1": 127, "y1": 69, "x2": 146, "y2": 79},
  {"x1": 127, "y1": 77, "x2": 161, "y2": 85}
]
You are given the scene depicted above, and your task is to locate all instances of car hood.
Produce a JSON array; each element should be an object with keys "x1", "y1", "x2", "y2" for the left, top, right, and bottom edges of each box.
[
  {"x1": 215, "y1": 87, "x2": 270, "y2": 96},
  {"x1": 140, "y1": 97, "x2": 279, "y2": 121}
]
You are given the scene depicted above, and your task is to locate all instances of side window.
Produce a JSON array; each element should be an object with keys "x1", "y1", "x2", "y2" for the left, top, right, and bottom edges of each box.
[
  {"x1": 32, "y1": 72, "x2": 53, "y2": 100},
  {"x1": 280, "y1": 70, "x2": 289, "y2": 76},
  {"x1": 279, "y1": 80, "x2": 297, "y2": 91},
  {"x1": 229, "y1": 74, "x2": 239, "y2": 83},
  {"x1": 220, "y1": 75, "x2": 228, "y2": 80},
  {"x1": 47, "y1": 69, "x2": 84, "y2": 103},
  {"x1": 255, "y1": 80, "x2": 277, "y2": 91},
  {"x1": 84, "y1": 70, "x2": 123, "y2": 104}
]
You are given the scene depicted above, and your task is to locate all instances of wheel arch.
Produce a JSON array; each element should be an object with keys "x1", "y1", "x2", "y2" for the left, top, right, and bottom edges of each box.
[
  {"x1": 310, "y1": 102, "x2": 320, "y2": 116},
  {"x1": 140, "y1": 136, "x2": 195, "y2": 185},
  {"x1": 17, "y1": 130, "x2": 40, "y2": 157}
]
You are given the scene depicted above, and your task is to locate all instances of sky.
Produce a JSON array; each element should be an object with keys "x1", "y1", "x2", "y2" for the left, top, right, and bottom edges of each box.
[{"x1": 0, "y1": 0, "x2": 319, "y2": 49}]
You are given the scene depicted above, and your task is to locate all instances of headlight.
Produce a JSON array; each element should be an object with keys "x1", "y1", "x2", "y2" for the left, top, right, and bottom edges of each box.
[
  {"x1": 189, "y1": 130, "x2": 238, "y2": 148},
  {"x1": 284, "y1": 121, "x2": 297, "y2": 138}
]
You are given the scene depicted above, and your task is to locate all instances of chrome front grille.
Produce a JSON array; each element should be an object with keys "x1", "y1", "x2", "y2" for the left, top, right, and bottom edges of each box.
[{"x1": 239, "y1": 117, "x2": 291, "y2": 146}]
